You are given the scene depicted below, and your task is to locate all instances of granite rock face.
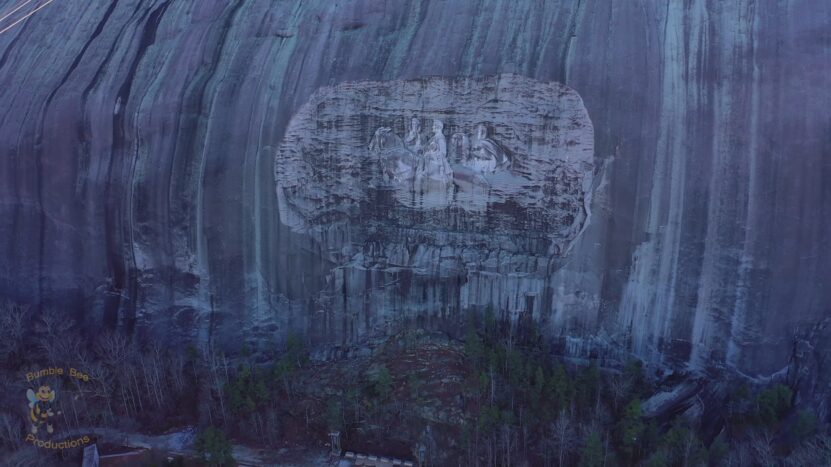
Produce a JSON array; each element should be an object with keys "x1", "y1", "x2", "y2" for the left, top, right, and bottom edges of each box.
[{"x1": 0, "y1": 0, "x2": 828, "y2": 390}]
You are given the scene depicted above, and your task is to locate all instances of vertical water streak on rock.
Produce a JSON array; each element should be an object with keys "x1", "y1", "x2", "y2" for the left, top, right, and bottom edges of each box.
[
  {"x1": 241, "y1": 1, "x2": 299, "y2": 322},
  {"x1": 691, "y1": 0, "x2": 760, "y2": 371},
  {"x1": 382, "y1": 0, "x2": 423, "y2": 78},
  {"x1": 560, "y1": 0, "x2": 583, "y2": 85},
  {"x1": 131, "y1": 1, "x2": 206, "y2": 338},
  {"x1": 189, "y1": 0, "x2": 246, "y2": 345},
  {"x1": 107, "y1": 0, "x2": 171, "y2": 331},
  {"x1": 618, "y1": 0, "x2": 694, "y2": 365},
  {"x1": 256, "y1": 2, "x2": 305, "y2": 338}
]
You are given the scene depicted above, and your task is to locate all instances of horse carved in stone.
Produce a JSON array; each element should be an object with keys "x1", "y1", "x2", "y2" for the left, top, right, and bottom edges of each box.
[{"x1": 369, "y1": 127, "x2": 418, "y2": 183}]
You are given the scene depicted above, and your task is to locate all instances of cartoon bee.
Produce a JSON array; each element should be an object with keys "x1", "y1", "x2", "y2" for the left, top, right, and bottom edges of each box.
[{"x1": 27, "y1": 385, "x2": 60, "y2": 434}]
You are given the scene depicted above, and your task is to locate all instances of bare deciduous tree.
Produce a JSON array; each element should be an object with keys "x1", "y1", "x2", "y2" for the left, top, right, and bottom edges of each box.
[
  {"x1": 0, "y1": 412, "x2": 23, "y2": 450},
  {"x1": 35, "y1": 308, "x2": 83, "y2": 367},
  {"x1": 0, "y1": 302, "x2": 28, "y2": 364},
  {"x1": 607, "y1": 375, "x2": 630, "y2": 413},
  {"x1": 550, "y1": 410, "x2": 577, "y2": 467},
  {"x1": 784, "y1": 434, "x2": 831, "y2": 466},
  {"x1": 749, "y1": 428, "x2": 776, "y2": 467}
]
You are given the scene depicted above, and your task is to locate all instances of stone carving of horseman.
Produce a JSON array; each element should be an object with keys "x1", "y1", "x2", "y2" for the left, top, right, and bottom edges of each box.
[{"x1": 369, "y1": 126, "x2": 417, "y2": 183}]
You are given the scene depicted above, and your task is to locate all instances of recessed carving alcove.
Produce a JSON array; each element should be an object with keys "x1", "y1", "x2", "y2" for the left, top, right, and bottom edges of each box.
[{"x1": 274, "y1": 74, "x2": 595, "y2": 325}]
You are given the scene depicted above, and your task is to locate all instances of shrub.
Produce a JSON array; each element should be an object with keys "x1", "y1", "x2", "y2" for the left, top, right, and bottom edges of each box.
[
  {"x1": 367, "y1": 364, "x2": 393, "y2": 400},
  {"x1": 579, "y1": 431, "x2": 604, "y2": 467},
  {"x1": 225, "y1": 365, "x2": 267, "y2": 416},
  {"x1": 195, "y1": 426, "x2": 235, "y2": 466},
  {"x1": 754, "y1": 384, "x2": 792, "y2": 426},
  {"x1": 619, "y1": 399, "x2": 644, "y2": 460},
  {"x1": 793, "y1": 409, "x2": 818, "y2": 438}
]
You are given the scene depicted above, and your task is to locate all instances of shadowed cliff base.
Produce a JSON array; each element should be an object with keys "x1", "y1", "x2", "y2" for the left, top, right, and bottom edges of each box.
[{"x1": 0, "y1": 308, "x2": 825, "y2": 466}]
